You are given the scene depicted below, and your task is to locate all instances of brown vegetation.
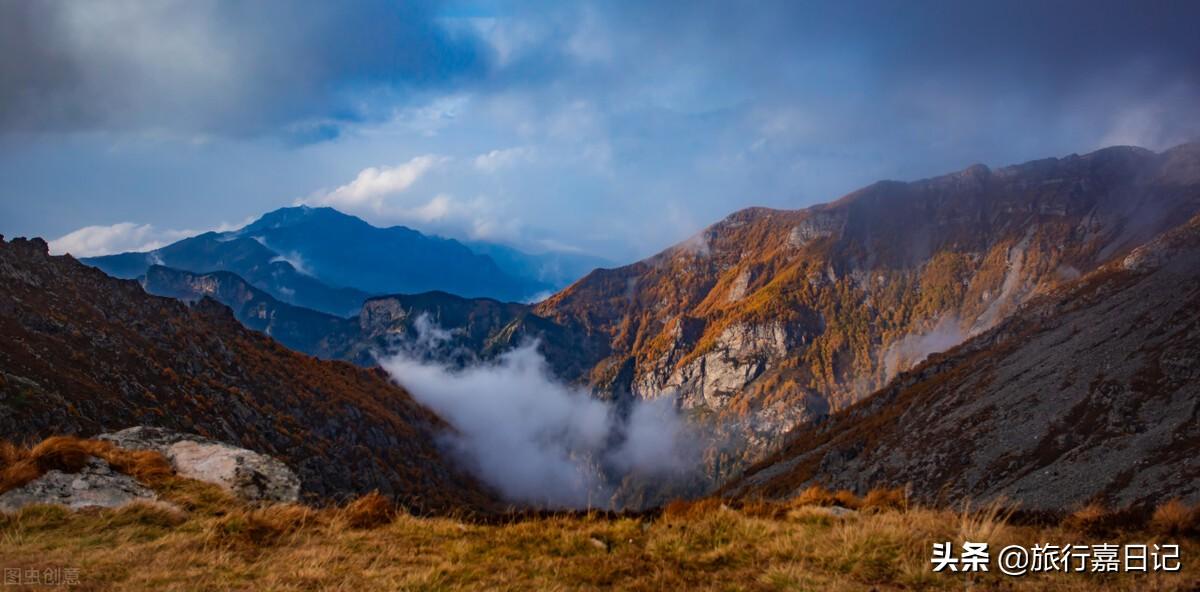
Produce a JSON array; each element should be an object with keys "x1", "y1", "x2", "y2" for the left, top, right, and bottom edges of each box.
[
  {"x1": 0, "y1": 236, "x2": 494, "y2": 513},
  {"x1": 1152, "y1": 500, "x2": 1199, "y2": 537},
  {"x1": 1, "y1": 485, "x2": 1196, "y2": 591},
  {"x1": 0, "y1": 436, "x2": 172, "y2": 494}
]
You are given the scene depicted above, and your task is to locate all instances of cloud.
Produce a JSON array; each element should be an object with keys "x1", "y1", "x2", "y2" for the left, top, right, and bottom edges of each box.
[
  {"x1": 0, "y1": 1, "x2": 489, "y2": 137},
  {"x1": 473, "y1": 146, "x2": 536, "y2": 172},
  {"x1": 301, "y1": 158, "x2": 530, "y2": 244},
  {"x1": 882, "y1": 315, "x2": 966, "y2": 380},
  {"x1": 8, "y1": 1, "x2": 1200, "y2": 265},
  {"x1": 381, "y1": 334, "x2": 701, "y2": 509},
  {"x1": 48, "y1": 223, "x2": 194, "y2": 257},
  {"x1": 304, "y1": 155, "x2": 446, "y2": 212}
]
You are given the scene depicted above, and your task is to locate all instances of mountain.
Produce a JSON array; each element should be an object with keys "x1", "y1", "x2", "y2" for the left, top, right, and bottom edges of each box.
[
  {"x1": 124, "y1": 145, "x2": 1200, "y2": 485},
  {"x1": 142, "y1": 265, "x2": 358, "y2": 358},
  {"x1": 0, "y1": 236, "x2": 494, "y2": 512},
  {"x1": 232, "y1": 206, "x2": 550, "y2": 299},
  {"x1": 530, "y1": 143, "x2": 1200, "y2": 465},
  {"x1": 465, "y1": 240, "x2": 612, "y2": 298},
  {"x1": 85, "y1": 230, "x2": 371, "y2": 316},
  {"x1": 142, "y1": 263, "x2": 603, "y2": 381},
  {"x1": 83, "y1": 207, "x2": 577, "y2": 312},
  {"x1": 725, "y1": 212, "x2": 1200, "y2": 510}
]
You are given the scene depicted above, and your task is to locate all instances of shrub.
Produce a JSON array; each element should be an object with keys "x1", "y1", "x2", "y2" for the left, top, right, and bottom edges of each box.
[
  {"x1": 216, "y1": 504, "x2": 317, "y2": 547},
  {"x1": 1150, "y1": 499, "x2": 1197, "y2": 537},
  {"x1": 107, "y1": 501, "x2": 188, "y2": 529},
  {"x1": 791, "y1": 485, "x2": 838, "y2": 507},
  {"x1": 735, "y1": 499, "x2": 786, "y2": 519},
  {"x1": 1062, "y1": 502, "x2": 1112, "y2": 536},
  {"x1": 861, "y1": 487, "x2": 906, "y2": 511},
  {"x1": 662, "y1": 497, "x2": 724, "y2": 520},
  {"x1": 342, "y1": 491, "x2": 397, "y2": 529},
  {"x1": 833, "y1": 489, "x2": 863, "y2": 510}
]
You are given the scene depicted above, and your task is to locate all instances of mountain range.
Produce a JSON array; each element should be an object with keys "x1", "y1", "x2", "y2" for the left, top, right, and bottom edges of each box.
[
  {"x1": 0, "y1": 236, "x2": 494, "y2": 512},
  {"x1": 5, "y1": 142, "x2": 1199, "y2": 512},
  {"x1": 82, "y1": 206, "x2": 607, "y2": 316},
  {"x1": 726, "y1": 211, "x2": 1200, "y2": 509}
]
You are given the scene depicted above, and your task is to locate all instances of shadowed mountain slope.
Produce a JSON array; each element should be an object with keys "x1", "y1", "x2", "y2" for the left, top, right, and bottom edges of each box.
[
  {"x1": 0, "y1": 236, "x2": 494, "y2": 513},
  {"x1": 85, "y1": 231, "x2": 372, "y2": 317},
  {"x1": 142, "y1": 265, "x2": 358, "y2": 358},
  {"x1": 83, "y1": 207, "x2": 572, "y2": 312}
]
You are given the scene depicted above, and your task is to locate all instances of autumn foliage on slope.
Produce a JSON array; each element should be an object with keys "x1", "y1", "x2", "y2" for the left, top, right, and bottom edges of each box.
[{"x1": 724, "y1": 214, "x2": 1200, "y2": 511}]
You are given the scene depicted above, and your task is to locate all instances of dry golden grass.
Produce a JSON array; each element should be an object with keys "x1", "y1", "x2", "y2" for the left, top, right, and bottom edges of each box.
[
  {"x1": 339, "y1": 491, "x2": 398, "y2": 529},
  {"x1": 1, "y1": 439, "x2": 1196, "y2": 590},
  {"x1": 791, "y1": 484, "x2": 839, "y2": 507},
  {"x1": 861, "y1": 487, "x2": 907, "y2": 512},
  {"x1": 0, "y1": 436, "x2": 172, "y2": 494},
  {"x1": 2, "y1": 489, "x2": 1197, "y2": 591},
  {"x1": 1152, "y1": 500, "x2": 1198, "y2": 537},
  {"x1": 1063, "y1": 501, "x2": 1118, "y2": 536}
]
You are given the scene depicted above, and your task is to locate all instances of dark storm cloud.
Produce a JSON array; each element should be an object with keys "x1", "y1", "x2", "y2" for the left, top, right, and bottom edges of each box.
[
  {"x1": 0, "y1": 0, "x2": 489, "y2": 137},
  {"x1": 5, "y1": 1, "x2": 1200, "y2": 262}
]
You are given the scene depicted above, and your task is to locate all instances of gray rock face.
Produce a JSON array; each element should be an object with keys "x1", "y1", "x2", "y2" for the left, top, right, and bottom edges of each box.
[
  {"x1": 787, "y1": 210, "x2": 845, "y2": 248},
  {"x1": 0, "y1": 457, "x2": 155, "y2": 512},
  {"x1": 99, "y1": 426, "x2": 301, "y2": 502},
  {"x1": 728, "y1": 217, "x2": 1200, "y2": 510},
  {"x1": 635, "y1": 321, "x2": 796, "y2": 410}
]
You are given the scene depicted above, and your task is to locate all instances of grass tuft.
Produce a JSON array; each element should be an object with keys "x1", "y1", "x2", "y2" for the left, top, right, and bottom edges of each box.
[
  {"x1": 340, "y1": 491, "x2": 397, "y2": 529},
  {"x1": 1151, "y1": 499, "x2": 1197, "y2": 537}
]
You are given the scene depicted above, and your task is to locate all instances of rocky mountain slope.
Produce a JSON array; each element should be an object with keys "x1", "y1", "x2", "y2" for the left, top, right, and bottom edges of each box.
[
  {"x1": 122, "y1": 144, "x2": 1200, "y2": 487},
  {"x1": 725, "y1": 213, "x2": 1200, "y2": 510},
  {"x1": 0, "y1": 236, "x2": 493, "y2": 512},
  {"x1": 142, "y1": 265, "x2": 358, "y2": 358},
  {"x1": 533, "y1": 143, "x2": 1200, "y2": 462},
  {"x1": 143, "y1": 264, "x2": 604, "y2": 380},
  {"x1": 83, "y1": 207, "x2": 581, "y2": 310}
]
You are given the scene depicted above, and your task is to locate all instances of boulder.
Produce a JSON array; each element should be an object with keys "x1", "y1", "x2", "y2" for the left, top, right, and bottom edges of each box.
[
  {"x1": 99, "y1": 426, "x2": 301, "y2": 502},
  {"x1": 0, "y1": 457, "x2": 155, "y2": 512}
]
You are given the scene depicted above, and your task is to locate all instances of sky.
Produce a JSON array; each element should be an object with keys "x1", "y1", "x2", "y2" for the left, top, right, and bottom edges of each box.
[{"x1": 2, "y1": 0, "x2": 1199, "y2": 262}]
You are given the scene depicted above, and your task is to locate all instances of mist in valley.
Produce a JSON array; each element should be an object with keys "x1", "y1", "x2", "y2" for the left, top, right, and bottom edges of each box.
[{"x1": 380, "y1": 318, "x2": 707, "y2": 509}]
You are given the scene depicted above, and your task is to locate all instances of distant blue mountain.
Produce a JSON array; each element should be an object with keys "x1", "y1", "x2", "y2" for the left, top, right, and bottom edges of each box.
[
  {"x1": 82, "y1": 206, "x2": 603, "y2": 315},
  {"x1": 464, "y1": 241, "x2": 610, "y2": 298}
]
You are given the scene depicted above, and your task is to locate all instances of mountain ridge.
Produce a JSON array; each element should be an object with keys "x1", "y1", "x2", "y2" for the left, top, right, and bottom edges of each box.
[
  {"x1": 723, "y1": 211, "x2": 1200, "y2": 509},
  {"x1": 0, "y1": 236, "x2": 495, "y2": 513},
  {"x1": 81, "y1": 206, "x2": 604, "y2": 314}
]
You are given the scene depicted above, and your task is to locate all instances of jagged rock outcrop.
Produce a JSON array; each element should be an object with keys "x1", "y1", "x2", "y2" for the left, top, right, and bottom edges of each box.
[
  {"x1": 725, "y1": 213, "x2": 1200, "y2": 510},
  {"x1": 535, "y1": 143, "x2": 1200, "y2": 468},
  {"x1": 0, "y1": 457, "x2": 155, "y2": 512},
  {"x1": 99, "y1": 427, "x2": 300, "y2": 502}
]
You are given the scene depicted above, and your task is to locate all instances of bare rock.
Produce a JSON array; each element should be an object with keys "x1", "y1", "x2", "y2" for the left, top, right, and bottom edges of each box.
[
  {"x1": 0, "y1": 457, "x2": 155, "y2": 512},
  {"x1": 99, "y1": 426, "x2": 301, "y2": 502}
]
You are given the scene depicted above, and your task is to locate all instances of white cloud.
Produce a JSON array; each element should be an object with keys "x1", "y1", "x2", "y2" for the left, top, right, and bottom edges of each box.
[
  {"x1": 48, "y1": 223, "x2": 194, "y2": 257},
  {"x1": 381, "y1": 338, "x2": 701, "y2": 509},
  {"x1": 269, "y1": 251, "x2": 314, "y2": 276},
  {"x1": 303, "y1": 155, "x2": 446, "y2": 212},
  {"x1": 473, "y1": 146, "x2": 536, "y2": 172},
  {"x1": 302, "y1": 157, "x2": 527, "y2": 243}
]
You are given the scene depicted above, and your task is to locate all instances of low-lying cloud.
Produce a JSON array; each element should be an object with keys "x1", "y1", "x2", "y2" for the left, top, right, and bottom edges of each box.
[
  {"x1": 48, "y1": 222, "x2": 194, "y2": 257},
  {"x1": 882, "y1": 315, "x2": 966, "y2": 380},
  {"x1": 380, "y1": 332, "x2": 700, "y2": 509}
]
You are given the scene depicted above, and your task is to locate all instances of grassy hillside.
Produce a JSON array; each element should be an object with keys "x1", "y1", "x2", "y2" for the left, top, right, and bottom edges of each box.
[{"x1": 2, "y1": 474, "x2": 1196, "y2": 590}]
